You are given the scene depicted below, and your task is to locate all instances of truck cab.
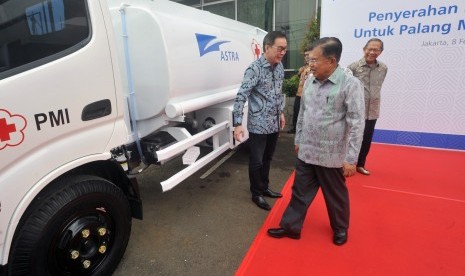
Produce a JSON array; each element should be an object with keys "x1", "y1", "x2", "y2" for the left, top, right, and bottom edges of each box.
[{"x1": 0, "y1": 0, "x2": 132, "y2": 274}]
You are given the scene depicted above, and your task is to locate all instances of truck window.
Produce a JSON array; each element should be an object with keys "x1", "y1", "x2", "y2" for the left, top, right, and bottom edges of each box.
[{"x1": 0, "y1": 0, "x2": 90, "y2": 79}]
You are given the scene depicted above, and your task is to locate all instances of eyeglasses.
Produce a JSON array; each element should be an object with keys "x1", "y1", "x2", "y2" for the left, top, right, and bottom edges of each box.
[
  {"x1": 366, "y1": 48, "x2": 381, "y2": 53},
  {"x1": 308, "y1": 58, "x2": 319, "y2": 64},
  {"x1": 271, "y1": 45, "x2": 287, "y2": 53},
  {"x1": 308, "y1": 57, "x2": 330, "y2": 64},
  {"x1": 308, "y1": 56, "x2": 334, "y2": 64}
]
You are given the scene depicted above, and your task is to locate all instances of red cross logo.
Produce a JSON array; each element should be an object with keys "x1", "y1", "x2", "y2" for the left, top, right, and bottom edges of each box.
[
  {"x1": 0, "y1": 117, "x2": 16, "y2": 142},
  {"x1": 251, "y1": 39, "x2": 261, "y2": 60},
  {"x1": 0, "y1": 109, "x2": 27, "y2": 150}
]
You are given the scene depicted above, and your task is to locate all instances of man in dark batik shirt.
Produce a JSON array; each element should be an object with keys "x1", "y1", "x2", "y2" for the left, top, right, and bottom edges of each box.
[{"x1": 232, "y1": 31, "x2": 287, "y2": 211}]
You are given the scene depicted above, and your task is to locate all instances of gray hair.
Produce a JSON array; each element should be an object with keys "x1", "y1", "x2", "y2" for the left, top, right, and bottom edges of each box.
[
  {"x1": 313, "y1": 37, "x2": 343, "y2": 62},
  {"x1": 363, "y1": 38, "x2": 384, "y2": 51}
]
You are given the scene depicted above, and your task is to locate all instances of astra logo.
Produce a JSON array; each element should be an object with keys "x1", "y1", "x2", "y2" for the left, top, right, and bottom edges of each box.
[
  {"x1": 195, "y1": 33, "x2": 230, "y2": 57},
  {"x1": 195, "y1": 33, "x2": 239, "y2": 61}
]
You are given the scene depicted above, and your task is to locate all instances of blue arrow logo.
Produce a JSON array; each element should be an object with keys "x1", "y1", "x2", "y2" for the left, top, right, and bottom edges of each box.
[{"x1": 195, "y1": 33, "x2": 230, "y2": 57}]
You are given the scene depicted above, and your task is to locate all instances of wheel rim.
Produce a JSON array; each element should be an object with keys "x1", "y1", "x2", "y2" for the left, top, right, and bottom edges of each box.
[{"x1": 48, "y1": 208, "x2": 115, "y2": 275}]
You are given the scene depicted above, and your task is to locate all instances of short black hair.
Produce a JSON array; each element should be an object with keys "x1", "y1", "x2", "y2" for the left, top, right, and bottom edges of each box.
[
  {"x1": 263, "y1": 31, "x2": 287, "y2": 52},
  {"x1": 313, "y1": 37, "x2": 343, "y2": 62}
]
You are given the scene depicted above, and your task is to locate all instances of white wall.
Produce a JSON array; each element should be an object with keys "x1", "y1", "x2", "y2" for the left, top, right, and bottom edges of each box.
[{"x1": 321, "y1": 0, "x2": 465, "y2": 150}]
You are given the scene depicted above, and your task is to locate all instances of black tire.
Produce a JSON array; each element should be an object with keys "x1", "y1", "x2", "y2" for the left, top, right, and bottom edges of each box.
[{"x1": 8, "y1": 175, "x2": 132, "y2": 276}]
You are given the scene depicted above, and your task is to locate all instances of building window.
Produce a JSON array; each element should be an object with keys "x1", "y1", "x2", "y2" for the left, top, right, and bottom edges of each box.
[
  {"x1": 237, "y1": 0, "x2": 273, "y2": 32},
  {"x1": 203, "y1": 1, "x2": 235, "y2": 20},
  {"x1": 172, "y1": 0, "x2": 201, "y2": 6},
  {"x1": 26, "y1": 0, "x2": 65, "y2": 35},
  {"x1": 275, "y1": 0, "x2": 316, "y2": 71}
]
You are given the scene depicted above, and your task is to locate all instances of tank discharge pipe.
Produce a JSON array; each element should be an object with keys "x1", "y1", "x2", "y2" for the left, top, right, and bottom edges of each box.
[
  {"x1": 165, "y1": 88, "x2": 238, "y2": 119},
  {"x1": 119, "y1": 4, "x2": 146, "y2": 164}
]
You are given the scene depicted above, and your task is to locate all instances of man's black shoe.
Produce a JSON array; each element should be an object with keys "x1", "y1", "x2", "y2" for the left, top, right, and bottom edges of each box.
[
  {"x1": 252, "y1": 196, "x2": 271, "y2": 211},
  {"x1": 333, "y1": 230, "x2": 348, "y2": 246},
  {"x1": 263, "y1": 188, "x2": 282, "y2": 198},
  {"x1": 267, "y1": 228, "x2": 301, "y2": 239}
]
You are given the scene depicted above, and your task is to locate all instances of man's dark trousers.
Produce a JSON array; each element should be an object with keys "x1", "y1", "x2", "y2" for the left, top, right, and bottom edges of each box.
[
  {"x1": 291, "y1": 96, "x2": 301, "y2": 131},
  {"x1": 357, "y1": 119, "x2": 377, "y2": 167},
  {"x1": 280, "y1": 158, "x2": 350, "y2": 234},
  {"x1": 248, "y1": 132, "x2": 279, "y2": 197}
]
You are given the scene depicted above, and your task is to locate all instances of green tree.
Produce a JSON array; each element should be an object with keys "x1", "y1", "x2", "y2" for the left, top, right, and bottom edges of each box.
[
  {"x1": 284, "y1": 9, "x2": 320, "y2": 97},
  {"x1": 282, "y1": 74, "x2": 300, "y2": 97},
  {"x1": 300, "y1": 9, "x2": 320, "y2": 54}
]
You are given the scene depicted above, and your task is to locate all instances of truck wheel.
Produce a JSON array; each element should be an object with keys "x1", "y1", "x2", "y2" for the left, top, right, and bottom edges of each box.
[{"x1": 8, "y1": 175, "x2": 132, "y2": 276}]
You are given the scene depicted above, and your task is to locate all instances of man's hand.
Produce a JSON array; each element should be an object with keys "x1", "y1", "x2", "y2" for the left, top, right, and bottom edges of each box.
[
  {"x1": 280, "y1": 113, "x2": 286, "y2": 130},
  {"x1": 294, "y1": 145, "x2": 299, "y2": 154},
  {"x1": 343, "y1": 162, "x2": 356, "y2": 177},
  {"x1": 234, "y1": 125, "x2": 245, "y2": 142}
]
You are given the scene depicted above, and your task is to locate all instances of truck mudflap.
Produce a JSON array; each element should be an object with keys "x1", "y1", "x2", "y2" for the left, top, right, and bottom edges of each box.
[{"x1": 155, "y1": 121, "x2": 230, "y2": 192}]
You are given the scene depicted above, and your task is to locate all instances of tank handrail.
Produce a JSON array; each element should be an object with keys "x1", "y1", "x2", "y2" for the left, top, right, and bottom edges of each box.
[{"x1": 155, "y1": 120, "x2": 229, "y2": 162}]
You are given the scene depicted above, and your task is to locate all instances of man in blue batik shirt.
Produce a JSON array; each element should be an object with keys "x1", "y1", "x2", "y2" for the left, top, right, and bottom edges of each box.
[{"x1": 232, "y1": 31, "x2": 287, "y2": 211}]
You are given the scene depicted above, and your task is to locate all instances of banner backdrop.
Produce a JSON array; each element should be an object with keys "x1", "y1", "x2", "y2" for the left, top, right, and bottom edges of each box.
[{"x1": 321, "y1": 0, "x2": 465, "y2": 150}]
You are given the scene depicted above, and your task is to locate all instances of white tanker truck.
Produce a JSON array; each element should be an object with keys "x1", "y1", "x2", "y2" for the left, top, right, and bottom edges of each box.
[{"x1": 0, "y1": 0, "x2": 266, "y2": 274}]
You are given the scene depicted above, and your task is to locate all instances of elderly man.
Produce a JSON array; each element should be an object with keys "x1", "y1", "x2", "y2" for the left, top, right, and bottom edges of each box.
[
  {"x1": 267, "y1": 37, "x2": 365, "y2": 245},
  {"x1": 348, "y1": 38, "x2": 388, "y2": 176}
]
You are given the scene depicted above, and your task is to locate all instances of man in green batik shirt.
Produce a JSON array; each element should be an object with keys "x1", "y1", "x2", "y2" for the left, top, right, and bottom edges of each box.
[{"x1": 268, "y1": 37, "x2": 365, "y2": 246}]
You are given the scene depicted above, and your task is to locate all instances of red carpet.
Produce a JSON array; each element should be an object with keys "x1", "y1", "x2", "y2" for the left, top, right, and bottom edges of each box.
[{"x1": 236, "y1": 144, "x2": 465, "y2": 276}]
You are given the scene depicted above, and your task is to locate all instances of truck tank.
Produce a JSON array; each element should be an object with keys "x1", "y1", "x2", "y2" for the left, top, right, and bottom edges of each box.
[{"x1": 108, "y1": 0, "x2": 266, "y2": 137}]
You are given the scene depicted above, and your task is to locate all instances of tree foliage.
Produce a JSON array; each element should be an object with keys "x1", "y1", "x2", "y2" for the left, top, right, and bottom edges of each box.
[
  {"x1": 282, "y1": 74, "x2": 300, "y2": 97},
  {"x1": 300, "y1": 9, "x2": 321, "y2": 54},
  {"x1": 284, "y1": 8, "x2": 321, "y2": 97}
]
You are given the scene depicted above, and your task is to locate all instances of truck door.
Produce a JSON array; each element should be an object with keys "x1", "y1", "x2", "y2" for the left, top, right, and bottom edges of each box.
[
  {"x1": 0, "y1": 0, "x2": 118, "y2": 174},
  {"x1": 0, "y1": 0, "x2": 120, "y2": 264}
]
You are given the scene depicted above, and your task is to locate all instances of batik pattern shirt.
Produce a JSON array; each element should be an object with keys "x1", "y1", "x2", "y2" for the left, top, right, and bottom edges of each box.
[
  {"x1": 233, "y1": 55, "x2": 285, "y2": 134},
  {"x1": 295, "y1": 66, "x2": 365, "y2": 167},
  {"x1": 348, "y1": 58, "x2": 388, "y2": 120}
]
